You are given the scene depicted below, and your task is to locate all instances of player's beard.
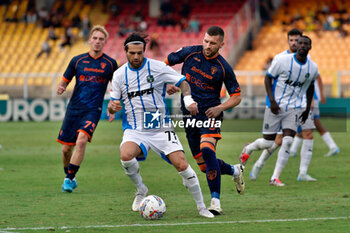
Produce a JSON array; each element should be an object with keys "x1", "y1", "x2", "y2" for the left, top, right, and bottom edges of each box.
[
  {"x1": 204, "y1": 47, "x2": 219, "y2": 58},
  {"x1": 130, "y1": 58, "x2": 143, "y2": 69}
]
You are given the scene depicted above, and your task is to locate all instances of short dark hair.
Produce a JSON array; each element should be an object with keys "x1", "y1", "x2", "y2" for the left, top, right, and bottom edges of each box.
[
  {"x1": 299, "y1": 35, "x2": 312, "y2": 45},
  {"x1": 206, "y1": 26, "x2": 225, "y2": 38},
  {"x1": 287, "y1": 28, "x2": 302, "y2": 37},
  {"x1": 124, "y1": 33, "x2": 148, "y2": 51}
]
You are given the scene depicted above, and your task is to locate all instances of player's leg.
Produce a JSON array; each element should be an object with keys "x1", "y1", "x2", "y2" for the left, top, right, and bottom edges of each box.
[
  {"x1": 120, "y1": 140, "x2": 149, "y2": 212},
  {"x1": 290, "y1": 127, "x2": 303, "y2": 157},
  {"x1": 66, "y1": 132, "x2": 89, "y2": 181},
  {"x1": 240, "y1": 108, "x2": 280, "y2": 165},
  {"x1": 167, "y1": 150, "x2": 213, "y2": 218},
  {"x1": 297, "y1": 129, "x2": 317, "y2": 181},
  {"x1": 315, "y1": 118, "x2": 340, "y2": 156},
  {"x1": 250, "y1": 133, "x2": 282, "y2": 180},
  {"x1": 62, "y1": 144, "x2": 73, "y2": 175},
  {"x1": 270, "y1": 129, "x2": 295, "y2": 186}
]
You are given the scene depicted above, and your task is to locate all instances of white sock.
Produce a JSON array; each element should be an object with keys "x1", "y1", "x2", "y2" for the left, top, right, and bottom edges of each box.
[
  {"x1": 256, "y1": 142, "x2": 280, "y2": 167},
  {"x1": 290, "y1": 136, "x2": 303, "y2": 155},
  {"x1": 179, "y1": 165, "x2": 205, "y2": 209},
  {"x1": 321, "y1": 132, "x2": 337, "y2": 150},
  {"x1": 211, "y1": 197, "x2": 221, "y2": 208},
  {"x1": 299, "y1": 139, "x2": 314, "y2": 175},
  {"x1": 271, "y1": 136, "x2": 293, "y2": 180},
  {"x1": 246, "y1": 138, "x2": 274, "y2": 155},
  {"x1": 121, "y1": 158, "x2": 144, "y2": 189}
]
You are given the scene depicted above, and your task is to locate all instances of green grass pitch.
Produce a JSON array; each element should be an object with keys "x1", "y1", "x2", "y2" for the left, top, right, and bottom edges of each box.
[{"x1": 0, "y1": 119, "x2": 349, "y2": 232}]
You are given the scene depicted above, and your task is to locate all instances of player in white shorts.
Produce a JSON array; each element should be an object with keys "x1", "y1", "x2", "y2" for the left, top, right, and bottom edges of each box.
[
  {"x1": 108, "y1": 33, "x2": 214, "y2": 218},
  {"x1": 239, "y1": 35, "x2": 318, "y2": 186},
  {"x1": 249, "y1": 29, "x2": 319, "y2": 182}
]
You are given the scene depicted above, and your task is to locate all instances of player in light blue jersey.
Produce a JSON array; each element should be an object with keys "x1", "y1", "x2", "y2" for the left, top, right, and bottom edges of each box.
[
  {"x1": 108, "y1": 33, "x2": 214, "y2": 218},
  {"x1": 240, "y1": 36, "x2": 318, "y2": 186}
]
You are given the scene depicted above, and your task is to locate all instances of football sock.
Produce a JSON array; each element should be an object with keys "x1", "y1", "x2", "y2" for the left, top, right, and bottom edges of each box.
[
  {"x1": 299, "y1": 139, "x2": 314, "y2": 175},
  {"x1": 271, "y1": 136, "x2": 293, "y2": 180},
  {"x1": 121, "y1": 158, "x2": 144, "y2": 189},
  {"x1": 255, "y1": 142, "x2": 280, "y2": 167},
  {"x1": 211, "y1": 197, "x2": 221, "y2": 208},
  {"x1": 179, "y1": 165, "x2": 205, "y2": 209},
  {"x1": 321, "y1": 132, "x2": 337, "y2": 150},
  {"x1": 290, "y1": 135, "x2": 303, "y2": 155},
  {"x1": 66, "y1": 163, "x2": 80, "y2": 180},
  {"x1": 246, "y1": 138, "x2": 274, "y2": 155},
  {"x1": 201, "y1": 142, "x2": 221, "y2": 199},
  {"x1": 64, "y1": 167, "x2": 68, "y2": 175},
  {"x1": 217, "y1": 159, "x2": 234, "y2": 175}
]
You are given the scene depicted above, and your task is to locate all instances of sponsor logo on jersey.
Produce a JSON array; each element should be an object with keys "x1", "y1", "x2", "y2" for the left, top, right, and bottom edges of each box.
[
  {"x1": 191, "y1": 66, "x2": 213, "y2": 80},
  {"x1": 194, "y1": 57, "x2": 201, "y2": 62},
  {"x1": 284, "y1": 79, "x2": 305, "y2": 87},
  {"x1": 79, "y1": 75, "x2": 108, "y2": 83},
  {"x1": 127, "y1": 87, "x2": 154, "y2": 99},
  {"x1": 84, "y1": 67, "x2": 105, "y2": 73}
]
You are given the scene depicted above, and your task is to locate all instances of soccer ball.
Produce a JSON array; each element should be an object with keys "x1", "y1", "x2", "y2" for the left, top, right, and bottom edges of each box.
[{"x1": 139, "y1": 195, "x2": 166, "y2": 220}]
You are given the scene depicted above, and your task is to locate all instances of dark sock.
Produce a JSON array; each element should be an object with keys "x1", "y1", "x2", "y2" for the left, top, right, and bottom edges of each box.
[
  {"x1": 64, "y1": 167, "x2": 68, "y2": 175},
  {"x1": 217, "y1": 159, "x2": 234, "y2": 175},
  {"x1": 201, "y1": 146, "x2": 221, "y2": 199},
  {"x1": 66, "y1": 163, "x2": 80, "y2": 180}
]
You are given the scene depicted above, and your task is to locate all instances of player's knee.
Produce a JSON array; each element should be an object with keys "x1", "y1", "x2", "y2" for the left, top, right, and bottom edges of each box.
[
  {"x1": 197, "y1": 162, "x2": 207, "y2": 173},
  {"x1": 302, "y1": 130, "x2": 313, "y2": 139},
  {"x1": 282, "y1": 136, "x2": 294, "y2": 148},
  {"x1": 62, "y1": 145, "x2": 73, "y2": 155},
  {"x1": 200, "y1": 141, "x2": 216, "y2": 154}
]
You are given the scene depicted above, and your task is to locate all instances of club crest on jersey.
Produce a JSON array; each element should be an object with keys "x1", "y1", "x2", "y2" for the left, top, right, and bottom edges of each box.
[
  {"x1": 211, "y1": 67, "x2": 218, "y2": 75},
  {"x1": 305, "y1": 73, "x2": 310, "y2": 78},
  {"x1": 264, "y1": 123, "x2": 269, "y2": 129},
  {"x1": 101, "y1": 62, "x2": 106, "y2": 69},
  {"x1": 147, "y1": 75, "x2": 154, "y2": 83}
]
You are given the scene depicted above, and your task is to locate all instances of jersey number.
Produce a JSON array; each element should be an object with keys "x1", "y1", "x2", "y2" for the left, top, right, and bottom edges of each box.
[{"x1": 84, "y1": 121, "x2": 96, "y2": 133}]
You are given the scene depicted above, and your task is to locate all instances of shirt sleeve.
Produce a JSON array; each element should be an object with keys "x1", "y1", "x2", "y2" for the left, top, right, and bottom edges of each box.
[
  {"x1": 267, "y1": 56, "x2": 282, "y2": 79},
  {"x1": 224, "y1": 67, "x2": 241, "y2": 96},
  {"x1": 159, "y1": 64, "x2": 186, "y2": 87},
  {"x1": 62, "y1": 57, "x2": 77, "y2": 83},
  {"x1": 166, "y1": 46, "x2": 191, "y2": 66},
  {"x1": 110, "y1": 72, "x2": 122, "y2": 100}
]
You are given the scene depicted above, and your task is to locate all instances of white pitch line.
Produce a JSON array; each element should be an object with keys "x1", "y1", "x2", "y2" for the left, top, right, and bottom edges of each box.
[{"x1": 1, "y1": 216, "x2": 349, "y2": 232}]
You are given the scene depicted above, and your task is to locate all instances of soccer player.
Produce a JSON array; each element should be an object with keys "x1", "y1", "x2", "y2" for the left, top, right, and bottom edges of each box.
[
  {"x1": 57, "y1": 25, "x2": 118, "y2": 192},
  {"x1": 249, "y1": 28, "x2": 302, "y2": 180},
  {"x1": 240, "y1": 35, "x2": 318, "y2": 186},
  {"x1": 108, "y1": 33, "x2": 214, "y2": 219},
  {"x1": 165, "y1": 26, "x2": 244, "y2": 215}
]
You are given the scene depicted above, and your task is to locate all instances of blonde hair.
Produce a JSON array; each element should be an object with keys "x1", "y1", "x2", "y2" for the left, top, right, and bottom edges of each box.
[{"x1": 89, "y1": 25, "x2": 109, "y2": 40}]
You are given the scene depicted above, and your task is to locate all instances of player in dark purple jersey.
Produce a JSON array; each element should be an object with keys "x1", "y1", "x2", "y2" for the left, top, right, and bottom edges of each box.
[
  {"x1": 166, "y1": 26, "x2": 244, "y2": 215},
  {"x1": 56, "y1": 25, "x2": 118, "y2": 193}
]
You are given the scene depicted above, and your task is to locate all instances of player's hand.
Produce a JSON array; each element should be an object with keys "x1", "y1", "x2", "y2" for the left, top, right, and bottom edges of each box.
[
  {"x1": 166, "y1": 84, "x2": 180, "y2": 95},
  {"x1": 270, "y1": 100, "x2": 280, "y2": 115},
  {"x1": 188, "y1": 102, "x2": 199, "y2": 116},
  {"x1": 56, "y1": 85, "x2": 66, "y2": 95},
  {"x1": 299, "y1": 109, "x2": 310, "y2": 124},
  {"x1": 108, "y1": 100, "x2": 122, "y2": 114},
  {"x1": 205, "y1": 106, "x2": 222, "y2": 118},
  {"x1": 107, "y1": 111, "x2": 115, "y2": 122}
]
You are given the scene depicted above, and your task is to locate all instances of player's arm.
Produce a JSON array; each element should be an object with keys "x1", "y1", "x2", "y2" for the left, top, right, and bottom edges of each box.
[
  {"x1": 205, "y1": 94, "x2": 241, "y2": 118},
  {"x1": 316, "y1": 75, "x2": 326, "y2": 104},
  {"x1": 265, "y1": 73, "x2": 280, "y2": 115},
  {"x1": 300, "y1": 83, "x2": 315, "y2": 124},
  {"x1": 178, "y1": 80, "x2": 198, "y2": 115},
  {"x1": 56, "y1": 79, "x2": 68, "y2": 95}
]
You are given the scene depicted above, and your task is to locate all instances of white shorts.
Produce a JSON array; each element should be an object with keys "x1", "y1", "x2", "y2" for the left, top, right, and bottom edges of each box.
[
  {"x1": 262, "y1": 108, "x2": 299, "y2": 134},
  {"x1": 121, "y1": 129, "x2": 184, "y2": 164},
  {"x1": 313, "y1": 107, "x2": 320, "y2": 119},
  {"x1": 298, "y1": 109, "x2": 315, "y2": 131}
]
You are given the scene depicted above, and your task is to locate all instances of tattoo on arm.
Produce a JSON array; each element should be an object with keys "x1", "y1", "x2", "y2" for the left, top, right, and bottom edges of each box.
[{"x1": 179, "y1": 81, "x2": 191, "y2": 96}]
